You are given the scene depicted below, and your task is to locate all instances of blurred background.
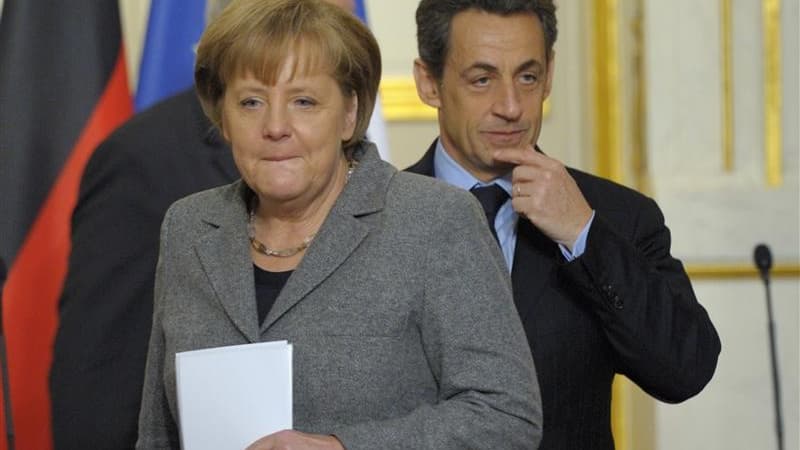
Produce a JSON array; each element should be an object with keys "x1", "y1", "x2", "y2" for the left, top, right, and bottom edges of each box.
[{"x1": 1, "y1": 1, "x2": 797, "y2": 449}]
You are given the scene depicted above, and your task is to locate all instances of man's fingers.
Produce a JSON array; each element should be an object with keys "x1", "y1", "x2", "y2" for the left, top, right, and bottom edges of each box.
[{"x1": 492, "y1": 147, "x2": 540, "y2": 165}]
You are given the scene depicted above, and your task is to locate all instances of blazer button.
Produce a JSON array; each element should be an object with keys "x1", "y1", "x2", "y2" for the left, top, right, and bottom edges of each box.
[{"x1": 612, "y1": 296, "x2": 624, "y2": 309}]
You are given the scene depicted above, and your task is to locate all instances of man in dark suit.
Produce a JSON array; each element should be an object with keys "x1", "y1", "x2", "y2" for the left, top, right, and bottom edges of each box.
[
  {"x1": 49, "y1": 89, "x2": 238, "y2": 449},
  {"x1": 408, "y1": 1, "x2": 721, "y2": 448}
]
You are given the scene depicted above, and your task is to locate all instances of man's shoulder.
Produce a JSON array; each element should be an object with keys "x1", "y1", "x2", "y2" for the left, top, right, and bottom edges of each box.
[
  {"x1": 104, "y1": 90, "x2": 206, "y2": 146},
  {"x1": 83, "y1": 89, "x2": 230, "y2": 184}
]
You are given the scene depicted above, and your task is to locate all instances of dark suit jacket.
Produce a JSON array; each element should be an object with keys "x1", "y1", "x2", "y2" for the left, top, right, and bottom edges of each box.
[
  {"x1": 407, "y1": 140, "x2": 721, "y2": 450},
  {"x1": 49, "y1": 90, "x2": 238, "y2": 450}
]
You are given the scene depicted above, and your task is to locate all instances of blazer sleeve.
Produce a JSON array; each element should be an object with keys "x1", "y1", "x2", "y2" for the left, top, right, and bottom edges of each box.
[
  {"x1": 560, "y1": 195, "x2": 721, "y2": 402},
  {"x1": 333, "y1": 193, "x2": 543, "y2": 450},
  {"x1": 136, "y1": 208, "x2": 181, "y2": 449}
]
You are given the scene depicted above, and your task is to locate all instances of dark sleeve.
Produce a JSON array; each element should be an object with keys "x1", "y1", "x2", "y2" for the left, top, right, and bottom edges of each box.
[
  {"x1": 49, "y1": 133, "x2": 175, "y2": 450},
  {"x1": 559, "y1": 195, "x2": 721, "y2": 403}
]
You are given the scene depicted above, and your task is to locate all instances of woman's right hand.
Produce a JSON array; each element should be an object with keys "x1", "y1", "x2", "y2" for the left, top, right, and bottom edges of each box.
[{"x1": 246, "y1": 430, "x2": 345, "y2": 450}]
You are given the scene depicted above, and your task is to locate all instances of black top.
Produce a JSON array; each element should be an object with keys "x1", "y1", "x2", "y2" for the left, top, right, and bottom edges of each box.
[{"x1": 253, "y1": 265, "x2": 293, "y2": 326}]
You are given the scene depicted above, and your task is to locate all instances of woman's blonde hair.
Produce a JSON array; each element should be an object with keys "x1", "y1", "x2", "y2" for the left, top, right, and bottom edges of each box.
[{"x1": 195, "y1": 0, "x2": 381, "y2": 150}]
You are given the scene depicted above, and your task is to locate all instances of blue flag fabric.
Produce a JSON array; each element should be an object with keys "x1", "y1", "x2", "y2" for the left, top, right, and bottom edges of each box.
[
  {"x1": 353, "y1": 0, "x2": 391, "y2": 162},
  {"x1": 352, "y1": 0, "x2": 391, "y2": 161},
  {"x1": 353, "y1": 0, "x2": 367, "y2": 22},
  {"x1": 135, "y1": 1, "x2": 206, "y2": 111}
]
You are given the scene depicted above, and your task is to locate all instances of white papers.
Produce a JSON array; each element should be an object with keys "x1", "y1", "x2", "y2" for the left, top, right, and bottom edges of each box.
[{"x1": 175, "y1": 340, "x2": 293, "y2": 450}]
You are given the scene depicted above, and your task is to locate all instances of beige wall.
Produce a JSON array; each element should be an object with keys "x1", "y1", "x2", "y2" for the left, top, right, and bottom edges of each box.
[{"x1": 645, "y1": 0, "x2": 798, "y2": 448}]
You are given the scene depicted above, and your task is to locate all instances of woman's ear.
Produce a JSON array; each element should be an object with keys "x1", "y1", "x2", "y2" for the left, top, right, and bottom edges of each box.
[
  {"x1": 413, "y1": 59, "x2": 442, "y2": 108},
  {"x1": 341, "y1": 93, "x2": 358, "y2": 141}
]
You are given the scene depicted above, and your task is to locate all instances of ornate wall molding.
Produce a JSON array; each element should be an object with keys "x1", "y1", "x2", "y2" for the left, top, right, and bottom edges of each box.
[
  {"x1": 763, "y1": 0, "x2": 783, "y2": 187},
  {"x1": 721, "y1": 0, "x2": 734, "y2": 171},
  {"x1": 686, "y1": 263, "x2": 799, "y2": 279}
]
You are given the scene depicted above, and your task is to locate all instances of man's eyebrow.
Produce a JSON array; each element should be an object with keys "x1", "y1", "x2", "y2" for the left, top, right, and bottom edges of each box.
[
  {"x1": 515, "y1": 59, "x2": 545, "y2": 74},
  {"x1": 460, "y1": 62, "x2": 499, "y2": 77},
  {"x1": 459, "y1": 59, "x2": 545, "y2": 78}
]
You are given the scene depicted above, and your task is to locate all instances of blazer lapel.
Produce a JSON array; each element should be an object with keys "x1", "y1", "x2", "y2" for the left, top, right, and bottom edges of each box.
[
  {"x1": 261, "y1": 143, "x2": 391, "y2": 332},
  {"x1": 194, "y1": 182, "x2": 261, "y2": 343},
  {"x1": 511, "y1": 218, "x2": 559, "y2": 322},
  {"x1": 262, "y1": 211, "x2": 369, "y2": 332}
]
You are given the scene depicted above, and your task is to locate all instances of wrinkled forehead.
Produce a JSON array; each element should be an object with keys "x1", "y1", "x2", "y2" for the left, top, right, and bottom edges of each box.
[{"x1": 447, "y1": 10, "x2": 549, "y2": 68}]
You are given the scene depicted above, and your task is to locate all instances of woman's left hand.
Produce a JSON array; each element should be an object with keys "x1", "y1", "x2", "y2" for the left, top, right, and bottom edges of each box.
[{"x1": 246, "y1": 430, "x2": 345, "y2": 450}]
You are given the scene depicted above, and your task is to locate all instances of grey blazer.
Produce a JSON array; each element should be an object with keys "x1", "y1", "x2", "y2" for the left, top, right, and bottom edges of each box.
[{"x1": 136, "y1": 144, "x2": 542, "y2": 449}]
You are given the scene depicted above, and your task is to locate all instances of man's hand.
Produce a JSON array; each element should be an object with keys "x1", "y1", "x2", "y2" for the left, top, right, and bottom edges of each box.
[
  {"x1": 493, "y1": 147, "x2": 592, "y2": 250},
  {"x1": 246, "y1": 430, "x2": 345, "y2": 450}
]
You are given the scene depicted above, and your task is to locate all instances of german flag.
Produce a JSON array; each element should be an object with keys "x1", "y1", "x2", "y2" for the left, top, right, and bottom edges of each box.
[{"x1": 0, "y1": 2, "x2": 133, "y2": 449}]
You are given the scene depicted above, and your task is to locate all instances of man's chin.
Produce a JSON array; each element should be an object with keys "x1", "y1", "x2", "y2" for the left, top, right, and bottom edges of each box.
[{"x1": 482, "y1": 158, "x2": 515, "y2": 175}]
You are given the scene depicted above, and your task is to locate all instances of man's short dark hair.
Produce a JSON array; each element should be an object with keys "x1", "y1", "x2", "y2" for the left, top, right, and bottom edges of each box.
[{"x1": 416, "y1": 0, "x2": 557, "y2": 81}]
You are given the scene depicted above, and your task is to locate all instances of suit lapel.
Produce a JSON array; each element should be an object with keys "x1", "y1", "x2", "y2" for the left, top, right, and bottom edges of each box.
[
  {"x1": 407, "y1": 140, "x2": 556, "y2": 321},
  {"x1": 262, "y1": 210, "x2": 369, "y2": 331},
  {"x1": 511, "y1": 216, "x2": 559, "y2": 323},
  {"x1": 194, "y1": 182, "x2": 261, "y2": 342}
]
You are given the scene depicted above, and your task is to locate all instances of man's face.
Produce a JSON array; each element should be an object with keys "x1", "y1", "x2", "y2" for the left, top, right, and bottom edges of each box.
[{"x1": 416, "y1": 9, "x2": 554, "y2": 181}]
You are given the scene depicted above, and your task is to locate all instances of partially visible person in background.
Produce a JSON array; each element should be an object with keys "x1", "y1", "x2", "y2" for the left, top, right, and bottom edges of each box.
[
  {"x1": 50, "y1": 1, "x2": 238, "y2": 448},
  {"x1": 49, "y1": 88, "x2": 237, "y2": 449},
  {"x1": 137, "y1": 0, "x2": 541, "y2": 448}
]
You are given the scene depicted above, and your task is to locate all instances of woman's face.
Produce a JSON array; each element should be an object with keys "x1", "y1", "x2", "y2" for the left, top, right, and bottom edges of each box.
[{"x1": 221, "y1": 55, "x2": 357, "y2": 207}]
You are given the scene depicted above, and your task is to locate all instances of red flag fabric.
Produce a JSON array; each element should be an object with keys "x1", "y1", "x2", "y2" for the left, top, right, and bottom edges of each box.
[{"x1": 0, "y1": 2, "x2": 133, "y2": 449}]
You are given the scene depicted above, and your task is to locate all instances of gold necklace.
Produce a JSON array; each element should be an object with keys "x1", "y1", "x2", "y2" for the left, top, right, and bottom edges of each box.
[
  {"x1": 247, "y1": 159, "x2": 357, "y2": 258},
  {"x1": 248, "y1": 226, "x2": 315, "y2": 257}
]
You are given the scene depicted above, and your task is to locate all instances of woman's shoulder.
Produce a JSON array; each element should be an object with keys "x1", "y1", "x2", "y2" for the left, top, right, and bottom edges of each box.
[
  {"x1": 392, "y1": 171, "x2": 475, "y2": 199},
  {"x1": 165, "y1": 179, "x2": 244, "y2": 220},
  {"x1": 387, "y1": 172, "x2": 482, "y2": 221}
]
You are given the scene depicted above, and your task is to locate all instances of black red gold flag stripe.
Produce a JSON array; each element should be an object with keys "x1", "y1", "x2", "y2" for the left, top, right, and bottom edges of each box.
[{"x1": 0, "y1": 2, "x2": 133, "y2": 448}]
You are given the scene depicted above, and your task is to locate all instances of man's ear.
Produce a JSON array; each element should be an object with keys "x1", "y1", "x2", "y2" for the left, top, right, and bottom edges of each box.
[{"x1": 413, "y1": 58, "x2": 442, "y2": 109}]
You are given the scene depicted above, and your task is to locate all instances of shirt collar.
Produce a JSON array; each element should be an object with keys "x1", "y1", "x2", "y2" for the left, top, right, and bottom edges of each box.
[{"x1": 433, "y1": 139, "x2": 513, "y2": 194}]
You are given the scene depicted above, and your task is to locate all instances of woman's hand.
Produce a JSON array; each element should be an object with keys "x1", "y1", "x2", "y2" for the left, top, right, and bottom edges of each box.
[{"x1": 246, "y1": 430, "x2": 345, "y2": 450}]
